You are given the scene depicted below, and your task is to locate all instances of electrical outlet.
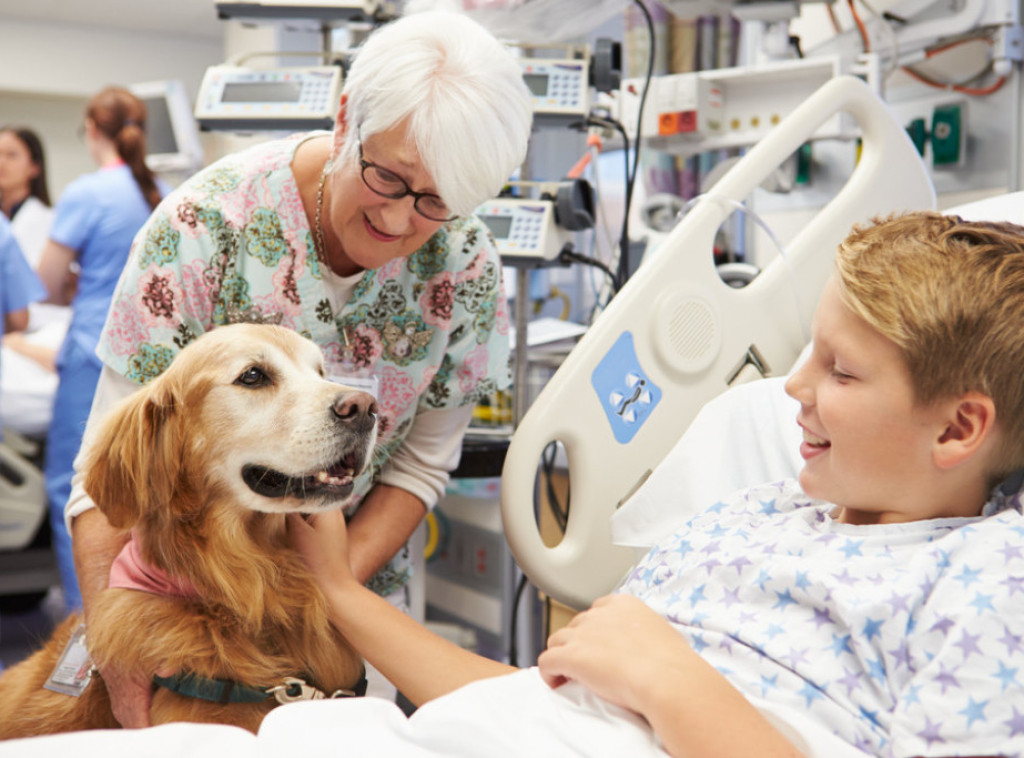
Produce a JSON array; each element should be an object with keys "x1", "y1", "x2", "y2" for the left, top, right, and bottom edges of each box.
[
  {"x1": 931, "y1": 102, "x2": 966, "y2": 168},
  {"x1": 905, "y1": 118, "x2": 928, "y2": 157}
]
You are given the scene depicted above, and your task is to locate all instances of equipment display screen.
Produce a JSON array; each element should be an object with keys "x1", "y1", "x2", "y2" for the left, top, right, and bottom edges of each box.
[
  {"x1": 523, "y1": 73, "x2": 549, "y2": 97},
  {"x1": 480, "y1": 215, "x2": 513, "y2": 239},
  {"x1": 221, "y1": 81, "x2": 303, "y2": 103}
]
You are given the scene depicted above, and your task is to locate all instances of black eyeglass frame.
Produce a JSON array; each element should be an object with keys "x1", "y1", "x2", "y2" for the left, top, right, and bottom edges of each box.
[{"x1": 356, "y1": 143, "x2": 457, "y2": 223}]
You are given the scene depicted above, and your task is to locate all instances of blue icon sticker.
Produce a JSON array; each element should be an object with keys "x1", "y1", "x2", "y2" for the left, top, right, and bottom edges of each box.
[{"x1": 591, "y1": 332, "x2": 662, "y2": 444}]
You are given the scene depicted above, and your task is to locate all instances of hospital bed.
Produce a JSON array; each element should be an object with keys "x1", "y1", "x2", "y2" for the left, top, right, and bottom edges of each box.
[
  {"x1": 0, "y1": 73, "x2": 1010, "y2": 756},
  {"x1": 500, "y1": 73, "x2": 937, "y2": 610},
  {"x1": 0, "y1": 304, "x2": 67, "y2": 599}
]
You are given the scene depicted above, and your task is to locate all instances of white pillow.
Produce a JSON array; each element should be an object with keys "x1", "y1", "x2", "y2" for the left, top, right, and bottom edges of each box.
[{"x1": 610, "y1": 375, "x2": 802, "y2": 548}]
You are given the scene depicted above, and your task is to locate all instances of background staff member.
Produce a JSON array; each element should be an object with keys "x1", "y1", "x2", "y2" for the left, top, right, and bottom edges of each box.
[{"x1": 39, "y1": 87, "x2": 167, "y2": 613}]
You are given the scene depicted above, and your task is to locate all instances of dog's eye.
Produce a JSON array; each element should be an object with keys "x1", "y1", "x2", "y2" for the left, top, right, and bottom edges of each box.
[{"x1": 235, "y1": 366, "x2": 270, "y2": 387}]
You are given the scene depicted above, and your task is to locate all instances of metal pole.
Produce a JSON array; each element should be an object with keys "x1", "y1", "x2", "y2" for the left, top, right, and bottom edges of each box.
[{"x1": 513, "y1": 266, "x2": 531, "y2": 428}]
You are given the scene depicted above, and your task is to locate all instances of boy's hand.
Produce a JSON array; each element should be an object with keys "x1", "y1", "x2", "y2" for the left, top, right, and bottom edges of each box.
[
  {"x1": 287, "y1": 509, "x2": 356, "y2": 594},
  {"x1": 538, "y1": 594, "x2": 692, "y2": 716}
]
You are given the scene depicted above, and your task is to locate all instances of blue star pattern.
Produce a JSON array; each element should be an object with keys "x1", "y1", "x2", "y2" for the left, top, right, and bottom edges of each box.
[{"x1": 621, "y1": 479, "x2": 1024, "y2": 756}]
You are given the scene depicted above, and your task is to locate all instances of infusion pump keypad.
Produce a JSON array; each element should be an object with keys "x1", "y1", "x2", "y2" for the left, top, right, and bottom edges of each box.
[
  {"x1": 521, "y1": 61, "x2": 587, "y2": 115},
  {"x1": 507, "y1": 208, "x2": 545, "y2": 253}
]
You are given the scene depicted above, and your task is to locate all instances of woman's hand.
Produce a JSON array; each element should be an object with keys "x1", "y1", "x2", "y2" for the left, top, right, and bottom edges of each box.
[
  {"x1": 286, "y1": 509, "x2": 357, "y2": 596},
  {"x1": 538, "y1": 594, "x2": 693, "y2": 715}
]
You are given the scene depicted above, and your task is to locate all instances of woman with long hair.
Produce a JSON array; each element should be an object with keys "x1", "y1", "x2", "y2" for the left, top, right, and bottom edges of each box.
[
  {"x1": 0, "y1": 126, "x2": 53, "y2": 267},
  {"x1": 38, "y1": 86, "x2": 167, "y2": 611}
]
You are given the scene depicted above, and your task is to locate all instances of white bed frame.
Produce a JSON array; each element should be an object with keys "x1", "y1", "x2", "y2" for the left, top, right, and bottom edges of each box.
[{"x1": 500, "y1": 75, "x2": 937, "y2": 610}]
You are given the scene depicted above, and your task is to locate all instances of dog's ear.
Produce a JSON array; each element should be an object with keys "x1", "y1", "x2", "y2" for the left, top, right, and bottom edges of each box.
[{"x1": 81, "y1": 372, "x2": 183, "y2": 530}]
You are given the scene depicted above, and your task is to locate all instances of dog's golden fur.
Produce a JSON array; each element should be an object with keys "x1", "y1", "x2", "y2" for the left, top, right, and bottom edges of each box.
[{"x1": 0, "y1": 323, "x2": 378, "y2": 738}]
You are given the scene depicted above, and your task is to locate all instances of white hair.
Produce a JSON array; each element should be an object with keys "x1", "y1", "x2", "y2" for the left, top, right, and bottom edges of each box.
[{"x1": 338, "y1": 10, "x2": 533, "y2": 217}]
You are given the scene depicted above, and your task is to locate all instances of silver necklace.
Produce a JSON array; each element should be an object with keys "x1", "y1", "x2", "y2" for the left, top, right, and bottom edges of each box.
[{"x1": 313, "y1": 158, "x2": 332, "y2": 267}]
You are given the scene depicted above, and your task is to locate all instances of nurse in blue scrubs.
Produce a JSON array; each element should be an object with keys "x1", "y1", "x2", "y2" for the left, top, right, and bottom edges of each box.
[{"x1": 35, "y1": 87, "x2": 166, "y2": 611}]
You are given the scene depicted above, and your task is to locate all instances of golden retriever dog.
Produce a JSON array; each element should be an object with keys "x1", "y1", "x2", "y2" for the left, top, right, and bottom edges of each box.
[{"x1": 0, "y1": 323, "x2": 377, "y2": 738}]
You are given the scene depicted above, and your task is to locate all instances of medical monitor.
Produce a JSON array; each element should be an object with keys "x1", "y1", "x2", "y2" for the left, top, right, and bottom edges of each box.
[{"x1": 129, "y1": 80, "x2": 205, "y2": 175}]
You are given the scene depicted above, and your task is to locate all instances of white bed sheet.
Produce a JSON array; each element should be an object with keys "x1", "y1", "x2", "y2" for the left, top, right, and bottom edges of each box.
[
  {"x1": 0, "y1": 668, "x2": 869, "y2": 757},
  {"x1": 0, "y1": 303, "x2": 68, "y2": 438}
]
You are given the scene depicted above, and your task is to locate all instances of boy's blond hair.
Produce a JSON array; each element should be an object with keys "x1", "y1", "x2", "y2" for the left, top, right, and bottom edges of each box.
[{"x1": 836, "y1": 210, "x2": 1024, "y2": 479}]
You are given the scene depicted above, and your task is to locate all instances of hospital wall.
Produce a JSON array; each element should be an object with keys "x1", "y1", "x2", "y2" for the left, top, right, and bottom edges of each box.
[{"x1": 0, "y1": 15, "x2": 270, "y2": 199}]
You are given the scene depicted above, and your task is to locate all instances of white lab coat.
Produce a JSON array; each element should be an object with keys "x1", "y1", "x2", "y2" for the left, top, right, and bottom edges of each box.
[{"x1": 10, "y1": 195, "x2": 54, "y2": 268}]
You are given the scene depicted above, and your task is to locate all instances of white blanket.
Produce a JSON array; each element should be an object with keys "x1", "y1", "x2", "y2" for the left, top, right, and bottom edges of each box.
[
  {"x1": 0, "y1": 670, "x2": 663, "y2": 757},
  {"x1": 0, "y1": 668, "x2": 871, "y2": 757}
]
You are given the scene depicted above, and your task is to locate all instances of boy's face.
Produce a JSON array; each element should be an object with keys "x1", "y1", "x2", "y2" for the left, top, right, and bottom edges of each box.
[{"x1": 784, "y1": 278, "x2": 952, "y2": 524}]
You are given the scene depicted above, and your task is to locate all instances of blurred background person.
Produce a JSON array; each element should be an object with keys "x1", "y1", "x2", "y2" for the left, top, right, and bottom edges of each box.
[
  {"x1": 0, "y1": 126, "x2": 53, "y2": 269},
  {"x1": 35, "y1": 86, "x2": 167, "y2": 612}
]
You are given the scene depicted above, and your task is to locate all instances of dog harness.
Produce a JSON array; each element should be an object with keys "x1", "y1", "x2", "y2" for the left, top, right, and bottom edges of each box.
[
  {"x1": 111, "y1": 536, "x2": 368, "y2": 706},
  {"x1": 153, "y1": 670, "x2": 368, "y2": 705}
]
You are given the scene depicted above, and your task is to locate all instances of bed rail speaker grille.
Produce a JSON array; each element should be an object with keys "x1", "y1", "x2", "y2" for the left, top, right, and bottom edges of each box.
[{"x1": 655, "y1": 292, "x2": 720, "y2": 374}]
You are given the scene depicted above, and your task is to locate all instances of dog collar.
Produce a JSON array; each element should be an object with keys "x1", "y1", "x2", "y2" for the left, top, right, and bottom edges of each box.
[{"x1": 153, "y1": 670, "x2": 368, "y2": 705}]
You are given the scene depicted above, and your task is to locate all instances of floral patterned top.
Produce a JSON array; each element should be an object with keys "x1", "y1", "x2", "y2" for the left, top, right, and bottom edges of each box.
[{"x1": 96, "y1": 134, "x2": 512, "y2": 596}]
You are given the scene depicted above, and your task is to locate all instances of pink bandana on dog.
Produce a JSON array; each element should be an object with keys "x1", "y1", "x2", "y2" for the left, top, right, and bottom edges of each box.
[{"x1": 108, "y1": 535, "x2": 198, "y2": 599}]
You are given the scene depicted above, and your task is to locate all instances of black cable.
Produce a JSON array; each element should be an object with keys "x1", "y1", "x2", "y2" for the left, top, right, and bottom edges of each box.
[
  {"x1": 507, "y1": 572, "x2": 529, "y2": 667},
  {"x1": 508, "y1": 442, "x2": 570, "y2": 664},
  {"x1": 559, "y1": 247, "x2": 618, "y2": 288},
  {"x1": 542, "y1": 441, "x2": 570, "y2": 531},
  {"x1": 614, "y1": 0, "x2": 655, "y2": 292}
]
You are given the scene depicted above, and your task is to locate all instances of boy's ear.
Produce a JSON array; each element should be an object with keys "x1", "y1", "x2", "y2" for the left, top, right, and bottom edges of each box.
[{"x1": 934, "y1": 392, "x2": 997, "y2": 470}]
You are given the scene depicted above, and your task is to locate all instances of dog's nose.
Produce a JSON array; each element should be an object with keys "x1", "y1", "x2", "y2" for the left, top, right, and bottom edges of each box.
[{"x1": 333, "y1": 391, "x2": 378, "y2": 426}]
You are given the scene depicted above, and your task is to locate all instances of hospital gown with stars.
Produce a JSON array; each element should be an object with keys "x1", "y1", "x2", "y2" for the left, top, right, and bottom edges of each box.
[{"x1": 620, "y1": 478, "x2": 1024, "y2": 757}]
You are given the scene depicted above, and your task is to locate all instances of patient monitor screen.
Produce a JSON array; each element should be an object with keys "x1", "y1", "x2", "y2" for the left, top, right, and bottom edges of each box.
[
  {"x1": 221, "y1": 81, "x2": 303, "y2": 103},
  {"x1": 141, "y1": 96, "x2": 177, "y2": 155},
  {"x1": 480, "y1": 214, "x2": 513, "y2": 240},
  {"x1": 523, "y1": 74, "x2": 549, "y2": 97}
]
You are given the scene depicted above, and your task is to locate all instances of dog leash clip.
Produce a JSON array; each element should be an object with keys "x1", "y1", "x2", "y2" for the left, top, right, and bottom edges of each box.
[{"x1": 268, "y1": 677, "x2": 325, "y2": 704}]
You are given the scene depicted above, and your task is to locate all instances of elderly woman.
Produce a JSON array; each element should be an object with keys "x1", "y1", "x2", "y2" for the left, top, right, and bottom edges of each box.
[{"x1": 67, "y1": 9, "x2": 532, "y2": 725}]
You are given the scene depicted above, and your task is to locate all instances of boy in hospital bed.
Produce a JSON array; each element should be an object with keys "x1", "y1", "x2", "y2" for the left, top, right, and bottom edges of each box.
[
  {"x1": 2, "y1": 210, "x2": 1022, "y2": 757},
  {"x1": 287, "y1": 210, "x2": 1024, "y2": 757}
]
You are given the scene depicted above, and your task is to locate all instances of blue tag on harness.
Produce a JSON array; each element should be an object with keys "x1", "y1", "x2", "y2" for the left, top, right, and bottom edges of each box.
[{"x1": 591, "y1": 331, "x2": 662, "y2": 444}]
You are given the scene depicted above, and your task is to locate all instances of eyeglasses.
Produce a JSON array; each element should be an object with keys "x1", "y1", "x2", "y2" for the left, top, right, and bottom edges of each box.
[{"x1": 357, "y1": 144, "x2": 456, "y2": 223}]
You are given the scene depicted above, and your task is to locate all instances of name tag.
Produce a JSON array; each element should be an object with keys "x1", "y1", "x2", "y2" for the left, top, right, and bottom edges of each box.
[{"x1": 45, "y1": 623, "x2": 94, "y2": 696}]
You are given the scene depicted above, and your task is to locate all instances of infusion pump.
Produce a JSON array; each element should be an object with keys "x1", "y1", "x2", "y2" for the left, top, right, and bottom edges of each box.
[
  {"x1": 476, "y1": 198, "x2": 573, "y2": 264},
  {"x1": 194, "y1": 65, "x2": 343, "y2": 132},
  {"x1": 520, "y1": 59, "x2": 590, "y2": 123}
]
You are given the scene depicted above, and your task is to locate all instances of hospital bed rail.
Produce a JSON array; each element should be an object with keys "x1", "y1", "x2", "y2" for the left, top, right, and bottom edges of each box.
[{"x1": 500, "y1": 75, "x2": 937, "y2": 610}]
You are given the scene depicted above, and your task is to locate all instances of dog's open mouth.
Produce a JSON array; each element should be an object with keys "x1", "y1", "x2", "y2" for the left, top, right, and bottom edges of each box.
[{"x1": 241, "y1": 451, "x2": 362, "y2": 500}]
